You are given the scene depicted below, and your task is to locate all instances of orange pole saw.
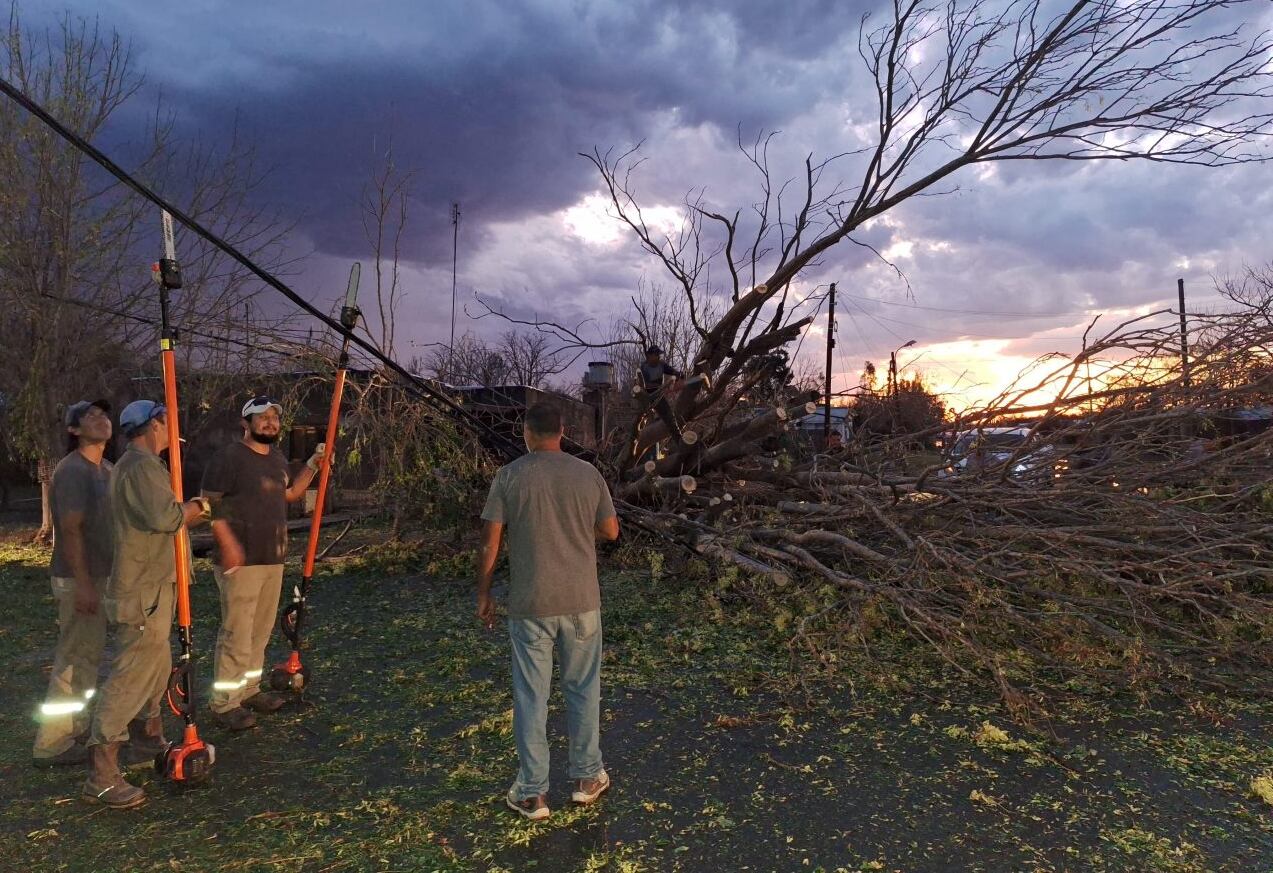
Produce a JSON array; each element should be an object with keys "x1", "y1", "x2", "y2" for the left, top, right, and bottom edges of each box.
[
  {"x1": 153, "y1": 210, "x2": 215, "y2": 784},
  {"x1": 271, "y1": 263, "x2": 361, "y2": 694}
]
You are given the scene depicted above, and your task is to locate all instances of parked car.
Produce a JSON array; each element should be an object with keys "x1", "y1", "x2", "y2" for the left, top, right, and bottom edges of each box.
[{"x1": 943, "y1": 426, "x2": 1032, "y2": 476}]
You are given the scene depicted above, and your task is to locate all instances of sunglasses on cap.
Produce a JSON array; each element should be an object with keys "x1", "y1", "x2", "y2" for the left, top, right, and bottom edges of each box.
[{"x1": 241, "y1": 395, "x2": 283, "y2": 418}]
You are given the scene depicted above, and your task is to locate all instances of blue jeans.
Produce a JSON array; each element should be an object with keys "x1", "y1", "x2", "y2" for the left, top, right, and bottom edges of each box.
[{"x1": 508, "y1": 610, "x2": 604, "y2": 799}]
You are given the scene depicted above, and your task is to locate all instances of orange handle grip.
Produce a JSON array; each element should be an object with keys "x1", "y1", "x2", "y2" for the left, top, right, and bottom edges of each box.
[{"x1": 302, "y1": 366, "x2": 347, "y2": 578}]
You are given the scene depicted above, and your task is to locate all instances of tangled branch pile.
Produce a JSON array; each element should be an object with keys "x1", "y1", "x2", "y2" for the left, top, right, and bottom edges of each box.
[{"x1": 618, "y1": 303, "x2": 1273, "y2": 707}]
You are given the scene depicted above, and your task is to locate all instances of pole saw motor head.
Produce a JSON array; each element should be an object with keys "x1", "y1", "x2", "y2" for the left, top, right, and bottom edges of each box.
[
  {"x1": 270, "y1": 651, "x2": 309, "y2": 693},
  {"x1": 156, "y1": 728, "x2": 215, "y2": 784}
]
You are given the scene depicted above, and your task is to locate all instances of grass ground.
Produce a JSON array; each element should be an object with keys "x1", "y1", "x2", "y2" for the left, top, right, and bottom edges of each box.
[{"x1": 1, "y1": 525, "x2": 1271, "y2": 873}]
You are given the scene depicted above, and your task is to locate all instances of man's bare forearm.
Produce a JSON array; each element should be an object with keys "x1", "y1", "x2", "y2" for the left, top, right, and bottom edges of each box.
[
  {"x1": 475, "y1": 548, "x2": 498, "y2": 594},
  {"x1": 475, "y1": 521, "x2": 503, "y2": 593},
  {"x1": 286, "y1": 465, "x2": 318, "y2": 502},
  {"x1": 61, "y1": 522, "x2": 93, "y2": 587}
]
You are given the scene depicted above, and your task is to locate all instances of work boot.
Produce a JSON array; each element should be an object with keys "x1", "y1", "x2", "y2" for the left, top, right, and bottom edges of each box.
[
  {"x1": 122, "y1": 716, "x2": 169, "y2": 770},
  {"x1": 32, "y1": 742, "x2": 88, "y2": 768},
  {"x1": 212, "y1": 706, "x2": 257, "y2": 731},
  {"x1": 81, "y1": 743, "x2": 146, "y2": 809},
  {"x1": 242, "y1": 691, "x2": 287, "y2": 714}
]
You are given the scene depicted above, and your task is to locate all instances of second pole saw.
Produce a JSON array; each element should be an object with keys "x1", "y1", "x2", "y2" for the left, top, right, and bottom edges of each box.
[
  {"x1": 270, "y1": 263, "x2": 361, "y2": 694},
  {"x1": 154, "y1": 211, "x2": 216, "y2": 784}
]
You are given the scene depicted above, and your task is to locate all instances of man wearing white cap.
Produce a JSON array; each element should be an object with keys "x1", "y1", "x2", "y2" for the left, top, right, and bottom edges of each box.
[
  {"x1": 84, "y1": 400, "x2": 210, "y2": 808},
  {"x1": 200, "y1": 396, "x2": 326, "y2": 730},
  {"x1": 32, "y1": 400, "x2": 113, "y2": 767}
]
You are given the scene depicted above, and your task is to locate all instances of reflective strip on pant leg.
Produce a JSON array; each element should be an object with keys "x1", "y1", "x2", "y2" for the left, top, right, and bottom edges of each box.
[
  {"x1": 84, "y1": 688, "x2": 95, "y2": 700},
  {"x1": 244, "y1": 670, "x2": 263, "y2": 680},
  {"x1": 212, "y1": 678, "x2": 248, "y2": 691},
  {"x1": 39, "y1": 700, "x2": 86, "y2": 717}
]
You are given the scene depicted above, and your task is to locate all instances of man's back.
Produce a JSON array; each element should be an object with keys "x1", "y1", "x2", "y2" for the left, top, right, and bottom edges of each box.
[{"x1": 482, "y1": 452, "x2": 615, "y2": 619}]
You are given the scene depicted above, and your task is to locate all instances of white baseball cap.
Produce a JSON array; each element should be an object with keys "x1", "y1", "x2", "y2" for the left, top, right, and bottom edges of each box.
[{"x1": 241, "y1": 395, "x2": 283, "y2": 419}]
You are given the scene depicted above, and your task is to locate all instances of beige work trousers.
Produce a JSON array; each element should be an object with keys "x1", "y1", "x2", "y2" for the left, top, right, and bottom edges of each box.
[
  {"x1": 32, "y1": 576, "x2": 109, "y2": 758},
  {"x1": 89, "y1": 579, "x2": 175, "y2": 747},
  {"x1": 211, "y1": 564, "x2": 284, "y2": 713}
]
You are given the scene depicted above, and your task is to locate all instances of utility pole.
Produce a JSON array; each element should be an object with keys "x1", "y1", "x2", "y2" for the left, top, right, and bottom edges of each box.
[
  {"x1": 823, "y1": 282, "x2": 836, "y2": 442},
  {"x1": 1177, "y1": 277, "x2": 1190, "y2": 388},
  {"x1": 448, "y1": 201, "x2": 461, "y2": 380}
]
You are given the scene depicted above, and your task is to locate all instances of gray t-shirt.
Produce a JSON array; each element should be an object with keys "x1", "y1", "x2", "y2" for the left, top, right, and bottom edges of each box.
[
  {"x1": 639, "y1": 361, "x2": 681, "y2": 391},
  {"x1": 481, "y1": 451, "x2": 617, "y2": 619},
  {"x1": 50, "y1": 451, "x2": 114, "y2": 579}
]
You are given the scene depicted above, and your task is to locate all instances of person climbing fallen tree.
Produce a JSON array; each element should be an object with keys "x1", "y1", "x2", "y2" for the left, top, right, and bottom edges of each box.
[
  {"x1": 636, "y1": 345, "x2": 685, "y2": 444},
  {"x1": 476, "y1": 402, "x2": 620, "y2": 821},
  {"x1": 82, "y1": 400, "x2": 214, "y2": 809}
]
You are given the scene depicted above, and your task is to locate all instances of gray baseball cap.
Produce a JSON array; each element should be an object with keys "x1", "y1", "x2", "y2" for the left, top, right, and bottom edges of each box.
[{"x1": 64, "y1": 399, "x2": 111, "y2": 428}]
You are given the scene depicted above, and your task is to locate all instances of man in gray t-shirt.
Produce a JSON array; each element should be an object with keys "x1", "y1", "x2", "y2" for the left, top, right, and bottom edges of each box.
[
  {"x1": 33, "y1": 400, "x2": 114, "y2": 767},
  {"x1": 478, "y1": 403, "x2": 619, "y2": 821}
]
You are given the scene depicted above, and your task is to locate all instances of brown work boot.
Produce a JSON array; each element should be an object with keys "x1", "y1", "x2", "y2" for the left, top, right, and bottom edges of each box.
[
  {"x1": 212, "y1": 706, "x2": 257, "y2": 731},
  {"x1": 32, "y1": 742, "x2": 88, "y2": 768},
  {"x1": 571, "y1": 770, "x2": 611, "y2": 805},
  {"x1": 505, "y1": 790, "x2": 550, "y2": 821},
  {"x1": 242, "y1": 691, "x2": 287, "y2": 713},
  {"x1": 81, "y1": 743, "x2": 146, "y2": 809},
  {"x1": 122, "y1": 716, "x2": 169, "y2": 770}
]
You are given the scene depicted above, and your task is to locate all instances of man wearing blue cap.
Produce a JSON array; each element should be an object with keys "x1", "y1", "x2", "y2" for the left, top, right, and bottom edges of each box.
[
  {"x1": 201, "y1": 396, "x2": 326, "y2": 731},
  {"x1": 82, "y1": 399, "x2": 211, "y2": 809},
  {"x1": 32, "y1": 400, "x2": 113, "y2": 767}
]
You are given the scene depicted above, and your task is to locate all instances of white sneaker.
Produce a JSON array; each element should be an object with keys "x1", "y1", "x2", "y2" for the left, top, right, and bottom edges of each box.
[
  {"x1": 506, "y1": 789, "x2": 550, "y2": 821},
  {"x1": 571, "y1": 770, "x2": 611, "y2": 804}
]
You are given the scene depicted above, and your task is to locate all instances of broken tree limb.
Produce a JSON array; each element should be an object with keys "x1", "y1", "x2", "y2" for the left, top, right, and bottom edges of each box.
[
  {"x1": 694, "y1": 533, "x2": 791, "y2": 586},
  {"x1": 748, "y1": 528, "x2": 891, "y2": 567},
  {"x1": 619, "y1": 474, "x2": 697, "y2": 501}
]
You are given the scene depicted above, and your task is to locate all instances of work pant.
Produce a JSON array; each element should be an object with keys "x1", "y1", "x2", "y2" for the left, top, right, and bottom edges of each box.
[
  {"x1": 211, "y1": 564, "x2": 284, "y2": 713},
  {"x1": 89, "y1": 579, "x2": 175, "y2": 747},
  {"x1": 32, "y1": 576, "x2": 108, "y2": 758},
  {"x1": 508, "y1": 610, "x2": 605, "y2": 800},
  {"x1": 642, "y1": 392, "x2": 683, "y2": 443}
]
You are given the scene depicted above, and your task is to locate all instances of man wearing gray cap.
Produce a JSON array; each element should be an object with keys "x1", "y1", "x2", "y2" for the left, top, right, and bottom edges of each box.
[
  {"x1": 201, "y1": 395, "x2": 326, "y2": 731},
  {"x1": 83, "y1": 400, "x2": 210, "y2": 809},
  {"x1": 31, "y1": 400, "x2": 113, "y2": 767}
]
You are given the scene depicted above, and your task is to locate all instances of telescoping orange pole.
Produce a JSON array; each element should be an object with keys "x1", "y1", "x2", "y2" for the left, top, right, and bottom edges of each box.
[
  {"x1": 154, "y1": 210, "x2": 215, "y2": 783},
  {"x1": 271, "y1": 263, "x2": 360, "y2": 694}
]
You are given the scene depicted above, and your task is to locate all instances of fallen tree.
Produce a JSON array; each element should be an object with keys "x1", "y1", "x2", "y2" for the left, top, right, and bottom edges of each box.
[{"x1": 470, "y1": 0, "x2": 1273, "y2": 706}]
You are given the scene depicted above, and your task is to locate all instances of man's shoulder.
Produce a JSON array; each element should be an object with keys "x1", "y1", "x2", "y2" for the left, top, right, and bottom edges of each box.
[
  {"x1": 52, "y1": 452, "x2": 84, "y2": 478},
  {"x1": 115, "y1": 447, "x2": 158, "y2": 477},
  {"x1": 500, "y1": 451, "x2": 593, "y2": 476}
]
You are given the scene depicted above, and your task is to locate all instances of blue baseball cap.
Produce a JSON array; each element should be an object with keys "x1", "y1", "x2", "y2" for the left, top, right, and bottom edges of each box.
[{"x1": 119, "y1": 400, "x2": 166, "y2": 437}]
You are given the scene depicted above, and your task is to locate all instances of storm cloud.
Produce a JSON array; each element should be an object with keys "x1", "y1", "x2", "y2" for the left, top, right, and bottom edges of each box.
[{"x1": 19, "y1": 0, "x2": 1273, "y2": 402}]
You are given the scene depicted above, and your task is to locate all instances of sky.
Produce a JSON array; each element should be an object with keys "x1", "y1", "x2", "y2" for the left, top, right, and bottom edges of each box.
[{"x1": 17, "y1": 0, "x2": 1273, "y2": 409}]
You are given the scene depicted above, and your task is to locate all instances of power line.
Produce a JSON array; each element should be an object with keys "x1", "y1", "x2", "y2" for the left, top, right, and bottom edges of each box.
[{"x1": 41, "y1": 292, "x2": 308, "y2": 357}]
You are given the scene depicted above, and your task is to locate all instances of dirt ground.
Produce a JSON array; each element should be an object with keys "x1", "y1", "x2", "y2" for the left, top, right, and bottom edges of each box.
[{"x1": 2, "y1": 526, "x2": 1271, "y2": 872}]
